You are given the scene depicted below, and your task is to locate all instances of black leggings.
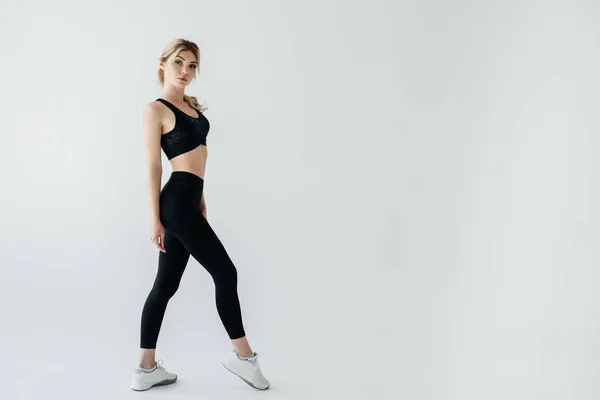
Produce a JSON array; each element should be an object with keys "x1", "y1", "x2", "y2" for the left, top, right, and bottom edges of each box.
[{"x1": 140, "y1": 171, "x2": 246, "y2": 349}]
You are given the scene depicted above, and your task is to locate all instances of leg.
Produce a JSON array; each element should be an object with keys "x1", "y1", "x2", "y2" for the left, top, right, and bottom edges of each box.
[
  {"x1": 173, "y1": 209, "x2": 247, "y2": 344},
  {"x1": 139, "y1": 229, "x2": 190, "y2": 367},
  {"x1": 163, "y1": 194, "x2": 269, "y2": 390}
]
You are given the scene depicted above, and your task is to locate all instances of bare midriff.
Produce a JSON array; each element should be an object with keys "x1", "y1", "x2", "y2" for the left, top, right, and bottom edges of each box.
[{"x1": 168, "y1": 145, "x2": 207, "y2": 179}]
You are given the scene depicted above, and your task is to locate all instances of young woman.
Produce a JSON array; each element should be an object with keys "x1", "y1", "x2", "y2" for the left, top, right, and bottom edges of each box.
[{"x1": 130, "y1": 38, "x2": 270, "y2": 392}]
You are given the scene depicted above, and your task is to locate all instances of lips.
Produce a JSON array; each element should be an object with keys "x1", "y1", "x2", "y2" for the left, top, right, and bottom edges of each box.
[{"x1": 178, "y1": 77, "x2": 187, "y2": 82}]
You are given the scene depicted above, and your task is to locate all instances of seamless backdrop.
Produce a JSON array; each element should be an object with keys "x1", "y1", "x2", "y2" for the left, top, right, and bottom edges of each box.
[{"x1": 0, "y1": 0, "x2": 599, "y2": 399}]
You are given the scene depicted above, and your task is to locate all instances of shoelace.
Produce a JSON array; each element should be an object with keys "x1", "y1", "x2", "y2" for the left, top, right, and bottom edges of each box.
[
  {"x1": 155, "y1": 359, "x2": 166, "y2": 371},
  {"x1": 247, "y1": 356, "x2": 263, "y2": 374}
]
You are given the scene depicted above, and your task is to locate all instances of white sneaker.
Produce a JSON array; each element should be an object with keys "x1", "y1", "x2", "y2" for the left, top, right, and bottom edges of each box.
[
  {"x1": 130, "y1": 359, "x2": 178, "y2": 391},
  {"x1": 222, "y1": 350, "x2": 270, "y2": 390}
]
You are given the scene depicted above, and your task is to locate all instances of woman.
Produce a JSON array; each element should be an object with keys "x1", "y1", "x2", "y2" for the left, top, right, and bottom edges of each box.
[{"x1": 130, "y1": 38, "x2": 270, "y2": 392}]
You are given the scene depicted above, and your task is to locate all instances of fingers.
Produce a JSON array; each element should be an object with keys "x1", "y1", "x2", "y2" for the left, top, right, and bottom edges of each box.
[
  {"x1": 150, "y1": 233, "x2": 166, "y2": 253},
  {"x1": 158, "y1": 234, "x2": 166, "y2": 252}
]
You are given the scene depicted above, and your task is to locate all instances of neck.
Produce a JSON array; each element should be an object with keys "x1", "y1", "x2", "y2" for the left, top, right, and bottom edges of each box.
[{"x1": 161, "y1": 84, "x2": 185, "y2": 103}]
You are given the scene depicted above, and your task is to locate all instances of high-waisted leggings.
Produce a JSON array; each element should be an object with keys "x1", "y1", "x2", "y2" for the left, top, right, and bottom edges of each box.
[{"x1": 140, "y1": 171, "x2": 245, "y2": 349}]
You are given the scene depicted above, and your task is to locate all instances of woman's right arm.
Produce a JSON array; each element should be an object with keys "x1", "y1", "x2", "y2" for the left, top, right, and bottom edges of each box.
[{"x1": 143, "y1": 102, "x2": 163, "y2": 224}]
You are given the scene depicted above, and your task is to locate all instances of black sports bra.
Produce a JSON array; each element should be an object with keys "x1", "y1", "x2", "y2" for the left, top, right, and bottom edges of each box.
[{"x1": 156, "y1": 98, "x2": 210, "y2": 160}]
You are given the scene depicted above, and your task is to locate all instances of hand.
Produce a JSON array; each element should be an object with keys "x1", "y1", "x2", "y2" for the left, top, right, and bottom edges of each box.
[{"x1": 150, "y1": 220, "x2": 166, "y2": 253}]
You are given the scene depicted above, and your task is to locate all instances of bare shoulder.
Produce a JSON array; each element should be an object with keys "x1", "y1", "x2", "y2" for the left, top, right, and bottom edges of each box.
[
  {"x1": 143, "y1": 100, "x2": 166, "y2": 125},
  {"x1": 143, "y1": 100, "x2": 163, "y2": 116}
]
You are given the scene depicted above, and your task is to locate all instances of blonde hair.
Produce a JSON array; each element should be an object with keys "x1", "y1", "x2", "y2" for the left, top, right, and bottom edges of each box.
[{"x1": 157, "y1": 38, "x2": 208, "y2": 112}]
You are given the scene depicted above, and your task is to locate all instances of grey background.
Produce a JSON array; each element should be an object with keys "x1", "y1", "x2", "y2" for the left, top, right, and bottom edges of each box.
[{"x1": 0, "y1": 0, "x2": 598, "y2": 399}]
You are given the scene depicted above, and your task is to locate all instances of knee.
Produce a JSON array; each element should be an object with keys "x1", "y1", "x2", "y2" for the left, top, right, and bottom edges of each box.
[
  {"x1": 150, "y1": 280, "x2": 180, "y2": 302},
  {"x1": 214, "y1": 262, "x2": 238, "y2": 288}
]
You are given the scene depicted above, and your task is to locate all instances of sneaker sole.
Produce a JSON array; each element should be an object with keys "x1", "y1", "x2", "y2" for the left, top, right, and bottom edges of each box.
[
  {"x1": 130, "y1": 376, "x2": 177, "y2": 391},
  {"x1": 222, "y1": 362, "x2": 270, "y2": 390}
]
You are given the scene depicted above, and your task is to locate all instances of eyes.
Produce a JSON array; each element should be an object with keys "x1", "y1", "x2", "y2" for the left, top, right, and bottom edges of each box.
[{"x1": 175, "y1": 60, "x2": 197, "y2": 69}]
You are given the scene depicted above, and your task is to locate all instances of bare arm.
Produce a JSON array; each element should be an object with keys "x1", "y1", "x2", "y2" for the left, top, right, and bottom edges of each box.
[{"x1": 143, "y1": 102, "x2": 163, "y2": 223}]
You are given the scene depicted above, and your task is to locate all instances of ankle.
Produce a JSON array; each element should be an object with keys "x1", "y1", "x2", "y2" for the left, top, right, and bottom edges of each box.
[
  {"x1": 235, "y1": 350, "x2": 254, "y2": 359},
  {"x1": 138, "y1": 361, "x2": 156, "y2": 369}
]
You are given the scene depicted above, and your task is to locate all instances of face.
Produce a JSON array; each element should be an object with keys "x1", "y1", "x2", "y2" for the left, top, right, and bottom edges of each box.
[{"x1": 161, "y1": 50, "x2": 198, "y2": 87}]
